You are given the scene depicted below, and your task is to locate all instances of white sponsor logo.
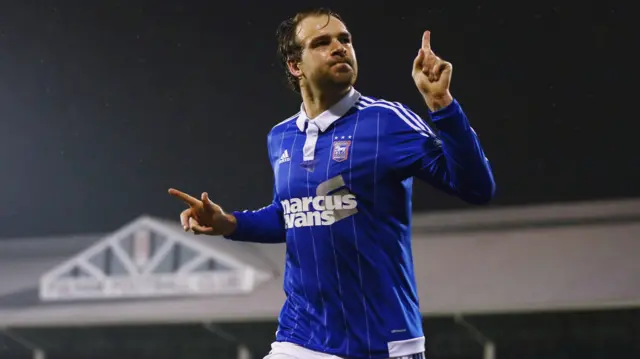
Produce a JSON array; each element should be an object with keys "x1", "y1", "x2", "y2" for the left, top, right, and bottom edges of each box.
[
  {"x1": 281, "y1": 175, "x2": 358, "y2": 228},
  {"x1": 282, "y1": 194, "x2": 357, "y2": 228}
]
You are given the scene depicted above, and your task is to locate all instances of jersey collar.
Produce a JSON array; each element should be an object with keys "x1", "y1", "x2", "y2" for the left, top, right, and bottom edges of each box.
[{"x1": 296, "y1": 87, "x2": 361, "y2": 132}]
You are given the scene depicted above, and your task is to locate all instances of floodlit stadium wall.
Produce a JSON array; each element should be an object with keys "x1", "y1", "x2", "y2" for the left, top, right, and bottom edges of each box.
[{"x1": 0, "y1": 197, "x2": 639, "y2": 358}]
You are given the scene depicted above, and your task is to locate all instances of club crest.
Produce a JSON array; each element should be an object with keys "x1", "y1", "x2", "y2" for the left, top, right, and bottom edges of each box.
[{"x1": 332, "y1": 140, "x2": 351, "y2": 162}]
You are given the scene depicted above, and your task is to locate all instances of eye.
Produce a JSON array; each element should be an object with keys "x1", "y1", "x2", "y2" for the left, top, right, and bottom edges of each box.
[{"x1": 310, "y1": 38, "x2": 329, "y2": 48}]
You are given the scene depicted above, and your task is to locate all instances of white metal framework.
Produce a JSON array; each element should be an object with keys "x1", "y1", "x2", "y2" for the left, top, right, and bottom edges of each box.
[{"x1": 39, "y1": 216, "x2": 271, "y2": 301}]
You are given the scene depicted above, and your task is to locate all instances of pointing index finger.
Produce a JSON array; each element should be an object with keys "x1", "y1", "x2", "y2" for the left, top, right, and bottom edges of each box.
[
  {"x1": 422, "y1": 30, "x2": 431, "y2": 51},
  {"x1": 168, "y1": 188, "x2": 200, "y2": 206}
]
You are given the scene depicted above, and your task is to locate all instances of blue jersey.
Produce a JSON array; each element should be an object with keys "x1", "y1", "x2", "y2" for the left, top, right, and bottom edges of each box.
[{"x1": 226, "y1": 88, "x2": 495, "y2": 359}]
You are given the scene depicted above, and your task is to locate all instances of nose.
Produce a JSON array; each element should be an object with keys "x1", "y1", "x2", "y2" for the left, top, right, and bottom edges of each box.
[{"x1": 330, "y1": 40, "x2": 347, "y2": 57}]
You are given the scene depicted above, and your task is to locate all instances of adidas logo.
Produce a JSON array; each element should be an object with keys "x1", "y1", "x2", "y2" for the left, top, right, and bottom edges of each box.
[{"x1": 278, "y1": 150, "x2": 291, "y2": 164}]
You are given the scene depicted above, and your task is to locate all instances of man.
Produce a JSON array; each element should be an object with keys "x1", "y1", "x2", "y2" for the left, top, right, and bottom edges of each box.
[{"x1": 169, "y1": 8, "x2": 495, "y2": 359}]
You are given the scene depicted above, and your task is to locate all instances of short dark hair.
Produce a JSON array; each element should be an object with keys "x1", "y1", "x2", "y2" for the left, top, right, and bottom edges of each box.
[{"x1": 276, "y1": 8, "x2": 344, "y2": 93}]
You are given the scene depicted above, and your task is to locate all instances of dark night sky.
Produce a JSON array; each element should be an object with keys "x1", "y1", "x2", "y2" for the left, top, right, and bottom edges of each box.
[{"x1": 0, "y1": 1, "x2": 634, "y2": 238}]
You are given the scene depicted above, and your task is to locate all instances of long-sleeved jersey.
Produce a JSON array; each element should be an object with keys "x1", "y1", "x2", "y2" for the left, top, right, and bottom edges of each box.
[{"x1": 226, "y1": 88, "x2": 495, "y2": 359}]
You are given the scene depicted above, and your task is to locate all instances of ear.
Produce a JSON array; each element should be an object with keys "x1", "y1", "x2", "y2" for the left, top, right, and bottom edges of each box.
[{"x1": 287, "y1": 59, "x2": 303, "y2": 78}]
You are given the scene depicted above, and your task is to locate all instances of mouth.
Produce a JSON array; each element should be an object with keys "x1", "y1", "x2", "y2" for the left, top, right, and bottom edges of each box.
[
  {"x1": 331, "y1": 61, "x2": 352, "y2": 71},
  {"x1": 330, "y1": 58, "x2": 351, "y2": 66}
]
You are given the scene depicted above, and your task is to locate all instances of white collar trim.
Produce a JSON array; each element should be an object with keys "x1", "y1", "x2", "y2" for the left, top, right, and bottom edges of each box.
[{"x1": 296, "y1": 88, "x2": 361, "y2": 132}]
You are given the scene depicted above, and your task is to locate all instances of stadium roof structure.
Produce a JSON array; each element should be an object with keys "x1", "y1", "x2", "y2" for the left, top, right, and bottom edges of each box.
[{"x1": 1, "y1": 197, "x2": 639, "y2": 328}]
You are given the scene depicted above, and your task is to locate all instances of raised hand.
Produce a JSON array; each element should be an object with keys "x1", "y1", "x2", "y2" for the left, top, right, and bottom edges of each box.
[
  {"x1": 168, "y1": 188, "x2": 237, "y2": 236},
  {"x1": 412, "y1": 30, "x2": 454, "y2": 111}
]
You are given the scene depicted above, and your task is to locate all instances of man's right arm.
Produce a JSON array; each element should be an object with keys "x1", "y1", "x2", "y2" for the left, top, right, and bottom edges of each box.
[{"x1": 223, "y1": 187, "x2": 286, "y2": 243}]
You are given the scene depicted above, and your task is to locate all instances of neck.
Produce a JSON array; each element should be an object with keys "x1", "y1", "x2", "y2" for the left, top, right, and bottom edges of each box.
[{"x1": 300, "y1": 84, "x2": 351, "y2": 119}]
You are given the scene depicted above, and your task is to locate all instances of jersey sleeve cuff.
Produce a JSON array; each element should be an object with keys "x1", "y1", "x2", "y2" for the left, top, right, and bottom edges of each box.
[
  {"x1": 428, "y1": 98, "x2": 470, "y2": 133},
  {"x1": 223, "y1": 210, "x2": 250, "y2": 241},
  {"x1": 428, "y1": 98, "x2": 462, "y2": 122}
]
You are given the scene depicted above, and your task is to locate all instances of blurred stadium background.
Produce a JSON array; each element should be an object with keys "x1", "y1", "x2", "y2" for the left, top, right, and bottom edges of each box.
[
  {"x1": 1, "y1": 197, "x2": 638, "y2": 359},
  {"x1": 1, "y1": 1, "x2": 637, "y2": 358}
]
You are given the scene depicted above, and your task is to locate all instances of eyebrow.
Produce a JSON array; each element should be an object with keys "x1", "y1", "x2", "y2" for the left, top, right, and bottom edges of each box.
[{"x1": 309, "y1": 31, "x2": 352, "y2": 44}]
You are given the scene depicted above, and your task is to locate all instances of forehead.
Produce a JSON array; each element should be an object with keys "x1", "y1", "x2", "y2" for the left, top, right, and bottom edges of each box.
[{"x1": 296, "y1": 15, "x2": 349, "y2": 44}]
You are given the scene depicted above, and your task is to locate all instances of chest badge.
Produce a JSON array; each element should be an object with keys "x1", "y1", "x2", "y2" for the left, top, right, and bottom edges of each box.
[{"x1": 331, "y1": 140, "x2": 351, "y2": 163}]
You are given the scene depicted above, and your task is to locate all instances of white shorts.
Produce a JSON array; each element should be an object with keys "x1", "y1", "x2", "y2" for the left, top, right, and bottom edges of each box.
[{"x1": 263, "y1": 341, "x2": 425, "y2": 359}]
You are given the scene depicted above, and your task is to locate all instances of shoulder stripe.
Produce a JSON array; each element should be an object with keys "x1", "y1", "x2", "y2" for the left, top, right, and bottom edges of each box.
[
  {"x1": 357, "y1": 101, "x2": 430, "y2": 138},
  {"x1": 359, "y1": 96, "x2": 375, "y2": 104},
  {"x1": 392, "y1": 101, "x2": 436, "y2": 136},
  {"x1": 273, "y1": 112, "x2": 300, "y2": 129},
  {"x1": 360, "y1": 96, "x2": 435, "y2": 136}
]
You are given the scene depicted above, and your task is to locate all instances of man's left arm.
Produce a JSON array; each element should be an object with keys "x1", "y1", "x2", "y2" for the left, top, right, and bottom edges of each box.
[{"x1": 408, "y1": 30, "x2": 495, "y2": 204}]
